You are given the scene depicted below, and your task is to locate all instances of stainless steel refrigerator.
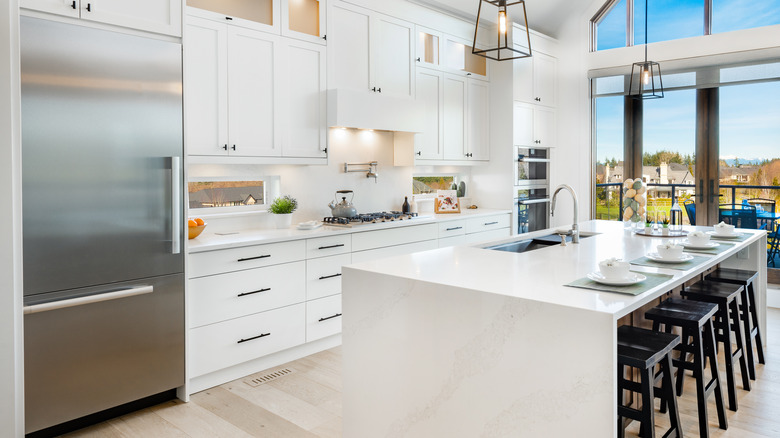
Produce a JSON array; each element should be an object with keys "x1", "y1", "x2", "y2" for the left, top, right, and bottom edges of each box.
[{"x1": 21, "y1": 17, "x2": 184, "y2": 435}]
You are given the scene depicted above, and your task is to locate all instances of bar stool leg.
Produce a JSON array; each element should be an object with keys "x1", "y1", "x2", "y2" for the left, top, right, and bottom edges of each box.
[
  {"x1": 704, "y1": 318, "x2": 728, "y2": 431},
  {"x1": 730, "y1": 295, "x2": 751, "y2": 393},
  {"x1": 640, "y1": 366, "x2": 656, "y2": 438},
  {"x1": 692, "y1": 327, "x2": 711, "y2": 438},
  {"x1": 661, "y1": 353, "x2": 683, "y2": 436},
  {"x1": 618, "y1": 363, "x2": 625, "y2": 438},
  {"x1": 717, "y1": 300, "x2": 739, "y2": 411},
  {"x1": 747, "y1": 282, "x2": 766, "y2": 364},
  {"x1": 739, "y1": 287, "x2": 756, "y2": 381}
]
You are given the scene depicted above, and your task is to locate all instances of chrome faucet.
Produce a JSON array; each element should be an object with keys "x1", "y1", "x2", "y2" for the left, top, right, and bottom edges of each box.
[{"x1": 551, "y1": 184, "x2": 579, "y2": 244}]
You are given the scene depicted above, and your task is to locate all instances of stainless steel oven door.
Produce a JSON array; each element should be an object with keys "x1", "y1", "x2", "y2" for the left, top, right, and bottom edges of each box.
[
  {"x1": 516, "y1": 187, "x2": 551, "y2": 234},
  {"x1": 515, "y1": 147, "x2": 550, "y2": 186}
]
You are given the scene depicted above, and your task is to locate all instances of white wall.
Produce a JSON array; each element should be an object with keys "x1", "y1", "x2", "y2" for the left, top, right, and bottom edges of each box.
[
  {"x1": 189, "y1": 130, "x2": 475, "y2": 229},
  {"x1": 1, "y1": 0, "x2": 25, "y2": 436}
]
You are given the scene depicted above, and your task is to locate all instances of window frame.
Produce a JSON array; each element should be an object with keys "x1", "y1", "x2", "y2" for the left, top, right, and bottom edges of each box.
[{"x1": 187, "y1": 176, "x2": 280, "y2": 216}]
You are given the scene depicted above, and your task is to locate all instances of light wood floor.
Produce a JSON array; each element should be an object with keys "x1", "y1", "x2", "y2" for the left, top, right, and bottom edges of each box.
[{"x1": 63, "y1": 309, "x2": 780, "y2": 438}]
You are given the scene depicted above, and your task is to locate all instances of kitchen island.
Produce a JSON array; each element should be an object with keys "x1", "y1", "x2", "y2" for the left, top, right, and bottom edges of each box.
[{"x1": 341, "y1": 220, "x2": 768, "y2": 437}]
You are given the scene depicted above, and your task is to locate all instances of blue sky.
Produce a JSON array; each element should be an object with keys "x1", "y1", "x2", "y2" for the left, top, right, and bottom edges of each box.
[{"x1": 595, "y1": 0, "x2": 780, "y2": 163}]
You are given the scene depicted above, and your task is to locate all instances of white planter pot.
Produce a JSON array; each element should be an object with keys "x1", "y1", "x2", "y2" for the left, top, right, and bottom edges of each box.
[{"x1": 274, "y1": 213, "x2": 293, "y2": 229}]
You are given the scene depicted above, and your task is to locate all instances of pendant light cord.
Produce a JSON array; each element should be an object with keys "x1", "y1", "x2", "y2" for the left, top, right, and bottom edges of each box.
[{"x1": 644, "y1": 0, "x2": 648, "y2": 63}]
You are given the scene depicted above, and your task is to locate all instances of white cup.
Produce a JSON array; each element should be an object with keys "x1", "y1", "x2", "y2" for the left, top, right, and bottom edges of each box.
[
  {"x1": 598, "y1": 259, "x2": 631, "y2": 280},
  {"x1": 657, "y1": 244, "x2": 683, "y2": 260},
  {"x1": 714, "y1": 222, "x2": 736, "y2": 236},
  {"x1": 688, "y1": 231, "x2": 711, "y2": 246}
]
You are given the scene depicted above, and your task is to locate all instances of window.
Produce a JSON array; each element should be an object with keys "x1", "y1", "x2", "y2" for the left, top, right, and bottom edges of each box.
[
  {"x1": 592, "y1": 0, "x2": 780, "y2": 51},
  {"x1": 412, "y1": 176, "x2": 456, "y2": 195},
  {"x1": 188, "y1": 178, "x2": 270, "y2": 213},
  {"x1": 594, "y1": 96, "x2": 624, "y2": 220}
]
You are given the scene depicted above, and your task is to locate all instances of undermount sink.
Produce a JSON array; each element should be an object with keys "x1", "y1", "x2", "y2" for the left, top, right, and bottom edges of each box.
[{"x1": 485, "y1": 232, "x2": 597, "y2": 254}]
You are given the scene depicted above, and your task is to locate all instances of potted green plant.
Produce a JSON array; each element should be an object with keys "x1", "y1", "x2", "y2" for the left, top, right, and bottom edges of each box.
[
  {"x1": 269, "y1": 195, "x2": 298, "y2": 229},
  {"x1": 660, "y1": 217, "x2": 670, "y2": 235},
  {"x1": 644, "y1": 218, "x2": 653, "y2": 234}
]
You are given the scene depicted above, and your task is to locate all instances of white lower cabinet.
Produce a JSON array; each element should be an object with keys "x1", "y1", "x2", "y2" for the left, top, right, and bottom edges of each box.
[
  {"x1": 190, "y1": 261, "x2": 306, "y2": 328},
  {"x1": 438, "y1": 235, "x2": 466, "y2": 248},
  {"x1": 306, "y1": 294, "x2": 342, "y2": 342},
  {"x1": 190, "y1": 303, "x2": 306, "y2": 378},
  {"x1": 307, "y1": 253, "x2": 350, "y2": 300}
]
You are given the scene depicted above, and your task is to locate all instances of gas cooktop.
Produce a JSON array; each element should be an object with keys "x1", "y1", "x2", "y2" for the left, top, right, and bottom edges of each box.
[{"x1": 323, "y1": 211, "x2": 420, "y2": 227}]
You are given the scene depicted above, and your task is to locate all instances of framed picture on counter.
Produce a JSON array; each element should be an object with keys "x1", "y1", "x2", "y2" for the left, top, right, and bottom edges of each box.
[{"x1": 434, "y1": 190, "x2": 460, "y2": 213}]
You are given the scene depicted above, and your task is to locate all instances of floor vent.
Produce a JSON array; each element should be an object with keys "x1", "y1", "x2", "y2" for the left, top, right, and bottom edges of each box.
[{"x1": 243, "y1": 368, "x2": 295, "y2": 387}]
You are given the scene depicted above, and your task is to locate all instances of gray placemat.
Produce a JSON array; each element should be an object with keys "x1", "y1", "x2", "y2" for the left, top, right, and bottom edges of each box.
[
  {"x1": 629, "y1": 255, "x2": 712, "y2": 271},
  {"x1": 682, "y1": 241, "x2": 736, "y2": 255},
  {"x1": 708, "y1": 233, "x2": 751, "y2": 242},
  {"x1": 564, "y1": 272, "x2": 675, "y2": 296}
]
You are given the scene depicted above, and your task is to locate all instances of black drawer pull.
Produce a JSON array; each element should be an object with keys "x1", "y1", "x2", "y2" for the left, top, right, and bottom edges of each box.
[
  {"x1": 446, "y1": 226, "x2": 463, "y2": 231},
  {"x1": 237, "y1": 254, "x2": 271, "y2": 262},
  {"x1": 318, "y1": 313, "x2": 342, "y2": 322},
  {"x1": 237, "y1": 332, "x2": 270, "y2": 344},
  {"x1": 484, "y1": 221, "x2": 499, "y2": 226},
  {"x1": 318, "y1": 244, "x2": 345, "y2": 250},
  {"x1": 318, "y1": 273, "x2": 342, "y2": 280},
  {"x1": 237, "y1": 288, "x2": 270, "y2": 297}
]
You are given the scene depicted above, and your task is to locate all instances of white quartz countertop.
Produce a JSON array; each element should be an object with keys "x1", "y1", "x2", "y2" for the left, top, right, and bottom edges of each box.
[
  {"x1": 187, "y1": 209, "x2": 511, "y2": 253},
  {"x1": 344, "y1": 220, "x2": 766, "y2": 319}
]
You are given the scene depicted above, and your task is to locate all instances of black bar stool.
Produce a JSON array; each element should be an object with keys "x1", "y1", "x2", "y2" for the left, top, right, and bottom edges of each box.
[
  {"x1": 645, "y1": 298, "x2": 727, "y2": 438},
  {"x1": 617, "y1": 325, "x2": 682, "y2": 438},
  {"x1": 706, "y1": 268, "x2": 765, "y2": 380},
  {"x1": 681, "y1": 280, "x2": 751, "y2": 412}
]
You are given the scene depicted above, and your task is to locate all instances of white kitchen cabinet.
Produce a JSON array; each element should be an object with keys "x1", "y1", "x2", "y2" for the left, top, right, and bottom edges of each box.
[
  {"x1": 306, "y1": 294, "x2": 342, "y2": 342},
  {"x1": 329, "y1": 2, "x2": 414, "y2": 99},
  {"x1": 185, "y1": 16, "x2": 326, "y2": 159},
  {"x1": 279, "y1": 38, "x2": 327, "y2": 158},
  {"x1": 281, "y1": 0, "x2": 326, "y2": 44},
  {"x1": 513, "y1": 101, "x2": 556, "y2": 148},
  {"x1": 414, "y1": 68, "x2": 443, "y2": 160},
  {"x1": 306, "y1": 253, "x2": 350, "y2": 300},
  {"x1": 189, "y1": 240, "x2": 306, "y2": 278},
  {"x1": 513, "y1": 51, "x2": 557, "y2": 108},
  {"x1": 466, "y1": 79, "x2": 490, "y2": 160},
  {"x1": 21, "y1": 0, "x2": 182, "y2": 36},
  {"x1": 442, "y1": 73, "x2": 467, "y2": 160},
  {"x1": 443, "y1": 35, "x2": 488, "y2": 80}
]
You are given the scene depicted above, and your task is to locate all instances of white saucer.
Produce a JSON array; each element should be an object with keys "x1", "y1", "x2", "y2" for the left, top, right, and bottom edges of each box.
[
  {"x1": 646, "y1": 253, "x2": 694, "y2": 263},
  {"x1": 297, "y1": 221, "x2": 322, "y2": 230},
  {"x1": 707, "y1": 231, "x2": 740, "y2": 239},
  {"x1": 587, "y1": 272, "x2": 646, "y2": 286},
  {"x1": 681, "y1": 240, "x2": 720, "y2": 249}
]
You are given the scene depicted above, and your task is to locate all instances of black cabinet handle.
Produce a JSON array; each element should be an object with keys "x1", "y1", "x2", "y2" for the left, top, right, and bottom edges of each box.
[
  {"x1": 85, "y1": 2, "x2": 91, "y2": 12},
  {"x1": 225, "y1": 16, "x2": 233, "y2": 21},
  {"x1": 223, "y1": 144, "x2": 228, "y2": 150},
  {"x1": 71, "y1": 1, "x2": 76, "y2": 9},
  {"x1": 371, "y1": 87, "x2": 376, "y2": 92},
  {"x1": 378, "y1": 87, "x2": 382, "y2": 93},
  {"x1": 322, "y1": 34, "x2": 327, "y2": 40},
  {"x1": 446, "y1": 226, "x2": 463, "y2": 231},
  {"x1": 416, "y1": 57, "x2": 421, "y2": 62},
  {"x1": 467, "y1": 72, "x2": 472, "y2": 76},
  {"x1": 237, "y1": 254, "x2": 271, "y2": 262},
  {"x1": 237, "y1": 287, "x2": 270, "y2": 297},
  {"x1": 535, "y1": 97, "x2": 541, "y2": 102},
  {"x1": 465, "y1": 153, "x2": 473, "y2": 158},
  {"x1": 318, "y1": 244, "x2": 345, "y2": 250},
  {"x1": 416, "y1": 151, "x2": 421, "y2": 156},
  {"x1": 318, "y1": 313, "x2": 342, "y2": 322},
  {"x1": 318, "y1": 273, "x2": 342, "y2": 280},
  {"x1": 231, "y1": 145, "x2": 236, "y2": 151},
  {"x1": 237, "y1": 332, "x2": 270, "y2": 344},
  {"x1": 484, "y1": 221, "x2": 499, "y2": 226}
]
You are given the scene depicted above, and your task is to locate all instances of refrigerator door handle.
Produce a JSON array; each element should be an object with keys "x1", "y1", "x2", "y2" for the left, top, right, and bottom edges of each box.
[
  {"x1": 23, "y1": 285, "x2": 154, "y2": 315},
  {"x1": 171, "y1": 156, "x2": 181, "y2": 254}
]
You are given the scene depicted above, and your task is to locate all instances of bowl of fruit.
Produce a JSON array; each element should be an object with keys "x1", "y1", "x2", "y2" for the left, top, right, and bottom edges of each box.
[{"x1": 188, "y1": 217, "x2": 206, "y2": 239}]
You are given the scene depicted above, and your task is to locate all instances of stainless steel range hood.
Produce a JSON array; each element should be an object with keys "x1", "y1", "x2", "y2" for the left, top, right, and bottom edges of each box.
[{"x1": 327, "y1": 88, "x2": 424, "y2": 132}]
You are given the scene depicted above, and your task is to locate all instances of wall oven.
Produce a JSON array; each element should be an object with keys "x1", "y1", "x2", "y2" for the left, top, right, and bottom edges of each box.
[{"x1": 514, "y1": 147, "x2": 551, "y2": 234}]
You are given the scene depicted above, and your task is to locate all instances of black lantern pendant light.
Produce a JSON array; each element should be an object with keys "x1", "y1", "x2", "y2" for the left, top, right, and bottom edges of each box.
[
  {"x1": 629, "y1": 0, "x2": 664, "y2": 99},
  {"x1": 472, "y1": 0, "x2": 532, "y2": 61}
]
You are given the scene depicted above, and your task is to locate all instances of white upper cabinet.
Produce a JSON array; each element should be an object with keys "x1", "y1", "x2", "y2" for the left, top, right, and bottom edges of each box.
[
  {"x1": 414, "y1": 68, "x2": 442, "y2": 160},
  {"x1": 21, "y1": 0, "x2": 182, "y2": 36},
  {"x1": 466, "y1": 79, "x2": 490, "y2": 160},
  {"x1": 329, "y1": 2, "x2": 414, "y2": 99},
  {"x1": 279, "y1": 39, "x2": 327, "y2": 158},
  {"x1": 442, "y1": 73, "x2": 466, "y2": 160},
  {"x1": 513, "y1": 51, "x2": 557, "y2": 107},
  {"x1": 227, "y1": 26, "x2": 282, "y2": 157},
  {"x1": 513, "y1": 101, "x2": 555, "y2": 148},
  {"x1": 184, "y1": 17, "x2": 228, "y2": 156}
]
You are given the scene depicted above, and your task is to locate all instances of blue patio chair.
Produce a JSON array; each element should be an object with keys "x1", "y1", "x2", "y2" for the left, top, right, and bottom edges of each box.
[
  {"x1": 719, "y1": 204, "x2": 758, "y2": 229},
  {"x1": 768, "y1": 222, "x2": 779, "y2": 267},
  {"x1": 683, "y1": 200, "x2": 696, "y2": 225}
]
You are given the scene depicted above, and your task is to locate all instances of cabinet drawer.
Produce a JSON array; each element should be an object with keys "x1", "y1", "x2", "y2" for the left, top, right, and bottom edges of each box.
[
  {"x1": 306, "y1": 294, "x2": 342, "y2": 342},
  {"x1": 438, "y1": 220, "x2": 466, "y2": 238},
  {"x1": 306, "y1": 234, "x2": 351, "y2": 259},
  {"x1": 190, "y1": 303, "x2": 305, "y2": 377},
  {"x1": 190, "y1": 261, "x2": 306, "y2": 328},
  {"x1": 351, "y1": 223, "x2": 437, "y2": 251},
  {"x1": 465, "y1": 214, "x2": 511, "y2": 234},
  {"x1": 189, "y1": 240, "x2": 306, "y2": 278},
  {"x1": 438, "y1": 235, "x2": 466, "y2": 248},
  {"x1": 464, "y1": 228, "x2": 511, "y2": 244},
  {"x1": 351, "y1": 239, "x2": 438, "y2": 264},
  {"x1": 307, "y1": 253, "x2": 351, "y2": 301}
]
